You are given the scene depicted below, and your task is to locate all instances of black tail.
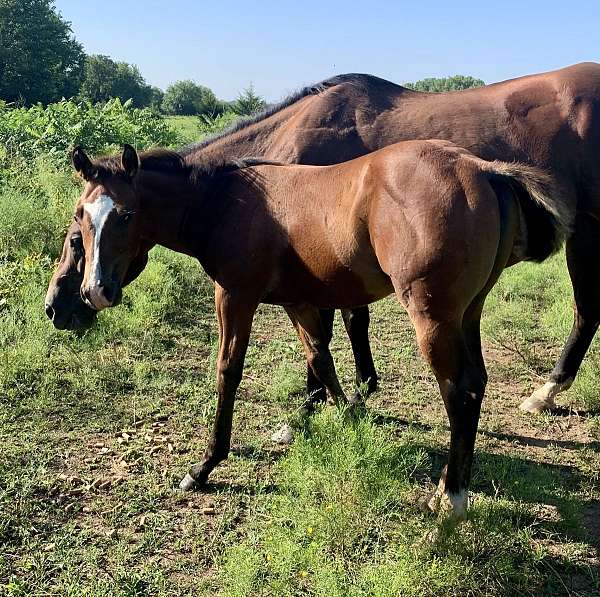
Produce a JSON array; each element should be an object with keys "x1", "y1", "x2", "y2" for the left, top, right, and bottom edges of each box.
[{"x1": 481, "y1": 161, "x2": 574, "y2": 262}]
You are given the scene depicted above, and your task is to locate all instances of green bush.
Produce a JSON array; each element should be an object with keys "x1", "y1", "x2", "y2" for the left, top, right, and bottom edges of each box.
[
  {"x1": 0, "y1": 99, "x2": 178, "y2": 175},
  {"x1": 196, "y1": 111, "x2": 240, "y2": 138}
]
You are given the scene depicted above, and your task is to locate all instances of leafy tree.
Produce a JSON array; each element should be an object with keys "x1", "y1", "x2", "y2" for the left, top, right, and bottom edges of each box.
[
  {"x1": 161, "y1": 80, "x2": 223, "y2": 116},
  {"x1": 405, "y1": 75, "x2": 485, "y2": 92},
  {"x1": 0, "y1": 0, "x2": 85, "y2": 104},
  {"x1": 147, "y1": 86, "x2": 164, "y2": 111},
  {"x1": 78, "y1": 55, "x2": 155, "y2": 107},
  {"x1": 232, "y1": 84, "x2": 267, "y2": 116}
]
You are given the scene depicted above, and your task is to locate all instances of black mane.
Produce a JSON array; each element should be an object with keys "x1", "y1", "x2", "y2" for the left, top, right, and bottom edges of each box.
[
  {"x1": 93, "y1": 74, "x2": 392, "y2": 182},
  {"x1": 179, "y1": 73, "x2": 387, "y2": 156},
  {"x1": 94, "y1": 149, "x2": 281, "y2": 183}
]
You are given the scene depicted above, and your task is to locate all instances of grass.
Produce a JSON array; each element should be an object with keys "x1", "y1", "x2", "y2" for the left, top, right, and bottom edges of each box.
[
  {"x1": 1, "y1": 157, "x2": 600, "y2": 595},
  {"x1": 165, "y1": 116, "x2": 203, "y2": 145}
]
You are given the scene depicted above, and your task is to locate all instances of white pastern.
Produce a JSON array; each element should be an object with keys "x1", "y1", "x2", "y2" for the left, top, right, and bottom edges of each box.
[
  {"x1": 519, "y1": 379, "x2": 573, "y2": 414},
  {"x1": 441, "y1": 490, "x2": 468, "y2": 518},
  {"x1": 427, "y1": 478, "x2": 469, "y2": 519}
]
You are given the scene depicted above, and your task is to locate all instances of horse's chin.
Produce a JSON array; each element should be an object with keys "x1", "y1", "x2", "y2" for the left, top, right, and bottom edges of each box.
[{"x1": 52, "y1": 307, "x2": 97, "y2": 331}]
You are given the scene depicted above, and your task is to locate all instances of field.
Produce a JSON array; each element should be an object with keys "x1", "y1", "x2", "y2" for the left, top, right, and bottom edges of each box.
[
  {"x1": 1, "y1": 114, "x2": 600, "y2": 596},
  {"x1": 165, "y1": 116, "x2": 202, "y2": 145}
]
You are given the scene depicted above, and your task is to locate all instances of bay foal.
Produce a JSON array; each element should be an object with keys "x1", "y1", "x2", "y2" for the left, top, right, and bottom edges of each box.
[{"x1": 69, "y1": 141, "x2": 570, "y2": 517}]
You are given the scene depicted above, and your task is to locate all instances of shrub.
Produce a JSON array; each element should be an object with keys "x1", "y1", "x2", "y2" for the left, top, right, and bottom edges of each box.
[{"x1": 0, "y1": 98, "x2": 179, "y2": 176}]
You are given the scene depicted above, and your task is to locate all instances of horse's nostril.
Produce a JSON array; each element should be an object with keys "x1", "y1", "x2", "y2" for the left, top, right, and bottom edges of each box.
[
  {"x1": 102, "y1": 284, "x2": 116, "y2": 304},
  {"x1": 45, "y1": 304, "x2": 55, "y2": 320}
]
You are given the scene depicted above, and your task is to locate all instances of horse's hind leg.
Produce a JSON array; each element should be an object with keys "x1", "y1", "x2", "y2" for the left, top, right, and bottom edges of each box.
[
  {"x1": 521, "y1": 216, "x2": 600, "y2": 413},
  {"x1": 307, "y1": 307, "x2": 378, "y2": 409},
  {"x1": 410, "y1": 311, "x2": 487, "y2": 518},
  {"x1": 341, "y1": 307, "x2": 379, "y2": 398},
  {"x1": 287, "y1": 305, "x2": 347, "y2": 409},
  {"x1": 305, "y1": 309, "x2": 335, "y2": 406}
]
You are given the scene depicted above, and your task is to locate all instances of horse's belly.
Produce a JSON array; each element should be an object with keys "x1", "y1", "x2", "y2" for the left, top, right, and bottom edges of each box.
[{"x1": 263, "y1": 254, "x2": 394, "y2": 308}]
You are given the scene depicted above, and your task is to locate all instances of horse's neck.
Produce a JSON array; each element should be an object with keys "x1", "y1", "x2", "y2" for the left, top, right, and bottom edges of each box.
[
  {"x1": 137, "y1": 172, "x2": 200, "y2": 256},
  {"x1": 188, "y1": 117, "x2": 286, "y2": 164}
]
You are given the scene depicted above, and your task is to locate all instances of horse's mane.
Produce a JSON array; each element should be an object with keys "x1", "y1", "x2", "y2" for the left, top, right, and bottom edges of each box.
[
  {"x1": 94, "y1": 149, "x2": 282, "y2": 184},
  {"x1": 179, "y1": 73, "x2": 389, "y2": 155}
]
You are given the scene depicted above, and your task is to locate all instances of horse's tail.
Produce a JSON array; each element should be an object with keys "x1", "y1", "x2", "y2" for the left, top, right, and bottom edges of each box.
[{"x1": 479, "y1": 161, "x2": 574, "y2": 262}]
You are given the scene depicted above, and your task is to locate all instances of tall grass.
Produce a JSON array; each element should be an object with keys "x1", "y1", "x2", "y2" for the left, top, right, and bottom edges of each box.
[{"x1": 221, "y1": 408, "x2": 544, "y2": 596}]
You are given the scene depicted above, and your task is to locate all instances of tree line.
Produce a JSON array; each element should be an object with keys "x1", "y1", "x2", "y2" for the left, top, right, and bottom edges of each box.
[
  {"x1": 0, "y1": 0, "x2": 267, "y2": 117},
  {"x1": 0, "y1": 0, "x2": 484, "y2": 116}
]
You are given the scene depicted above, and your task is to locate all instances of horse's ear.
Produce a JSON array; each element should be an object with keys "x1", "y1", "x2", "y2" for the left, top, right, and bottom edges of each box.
[
  {"x1": 121, "y1": 144, "x2": 139, "y2": 180},
  {"x1": 72, "y1": 146, "x2": 95, "y2": 181}
]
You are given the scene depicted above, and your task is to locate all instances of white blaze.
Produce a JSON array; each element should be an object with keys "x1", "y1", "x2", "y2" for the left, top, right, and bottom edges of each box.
[{"x1": 84, "y1": 194, "x2": 115, "y2": 289}]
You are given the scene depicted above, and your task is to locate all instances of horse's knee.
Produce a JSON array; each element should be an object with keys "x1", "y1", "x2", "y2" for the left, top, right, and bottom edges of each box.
[
  {"x1": 216, "y1": 363, "x2": 243, "y2": 391},
  {"x1": 307, "y1": 347, "x2": 333, "y2": 378}
]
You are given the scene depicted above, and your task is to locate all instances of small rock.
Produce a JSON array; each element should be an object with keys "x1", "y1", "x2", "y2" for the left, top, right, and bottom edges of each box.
[
  {"x1": 202, "y1": 507, "x2": 216, "y2": 515},
  {"x1": 43, "y1": 543, "x2": 55, "y2": 552},
  {"x1": 168, "y1": 443, "x2": 174, "y2": 453},
  {"x1": 271, "y1": 424, "x2": 294, "y2": 445}
]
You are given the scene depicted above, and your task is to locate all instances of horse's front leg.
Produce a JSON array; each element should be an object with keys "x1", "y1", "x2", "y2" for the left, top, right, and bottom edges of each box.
[
  {"x1": 179, "y1": 285, "x2": 257, "y2": 491},
  {"x1": 521, "y1": 216, "x2": 600, "y2": 413}
]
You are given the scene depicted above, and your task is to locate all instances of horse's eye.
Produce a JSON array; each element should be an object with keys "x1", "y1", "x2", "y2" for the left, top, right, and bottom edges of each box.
[
  {"x1": 119, "y1": 211, "x2": 132, "y2": 223},
  {"x1": 70, "y1": 236, "x2": 83, "y2": 250}
]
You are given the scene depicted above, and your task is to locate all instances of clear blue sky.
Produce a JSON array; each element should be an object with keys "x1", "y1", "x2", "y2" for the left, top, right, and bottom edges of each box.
[{"x1": 54, "y1": 0, "x2": 600, "y2": 102}]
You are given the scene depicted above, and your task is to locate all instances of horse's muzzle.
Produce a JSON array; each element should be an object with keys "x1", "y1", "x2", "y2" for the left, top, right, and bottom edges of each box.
[{"x1": 81, "y1": 282, "x2": 121, "y2": 311}]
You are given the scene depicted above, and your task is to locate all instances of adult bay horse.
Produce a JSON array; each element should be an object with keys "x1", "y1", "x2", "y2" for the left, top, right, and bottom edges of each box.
[
  {"x1": 47, "y1": 62, "x2": 600, "y2": 412},
  {"x1": 68, "y1": 141, "x2": 571, "y2": 516}
]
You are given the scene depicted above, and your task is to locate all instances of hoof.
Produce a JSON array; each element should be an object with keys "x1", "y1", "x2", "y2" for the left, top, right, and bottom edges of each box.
[
  {"x1": 348, "y1": 396, "x2": 367, "y2": 411},
  {"x1": 519, "y1": 394, "x2": 554, "y2": 414},
  {"x1": 178, "y1": 473, "x2": 198, "y2": 492},
  {"x1": 520, "y1": 387, "x2": 556, "y2": 414},
  {"x1": 271, "y1": 424, "x2": 294, "y2": 445},
  {"x1": 520, "y1": 380, "x2": 572, "y2": 414},
  {"x1": 426, "y1": 476, "x2": 468, "y2": 520}
]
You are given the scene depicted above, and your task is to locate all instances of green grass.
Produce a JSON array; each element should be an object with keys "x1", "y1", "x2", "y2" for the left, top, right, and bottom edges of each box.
[
  {"x1": 165, "y1": 116, "x2": 203, "y2": 145},
  {"x1": 1, "y1": 158, "x2": 600, "y2": 595}
]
